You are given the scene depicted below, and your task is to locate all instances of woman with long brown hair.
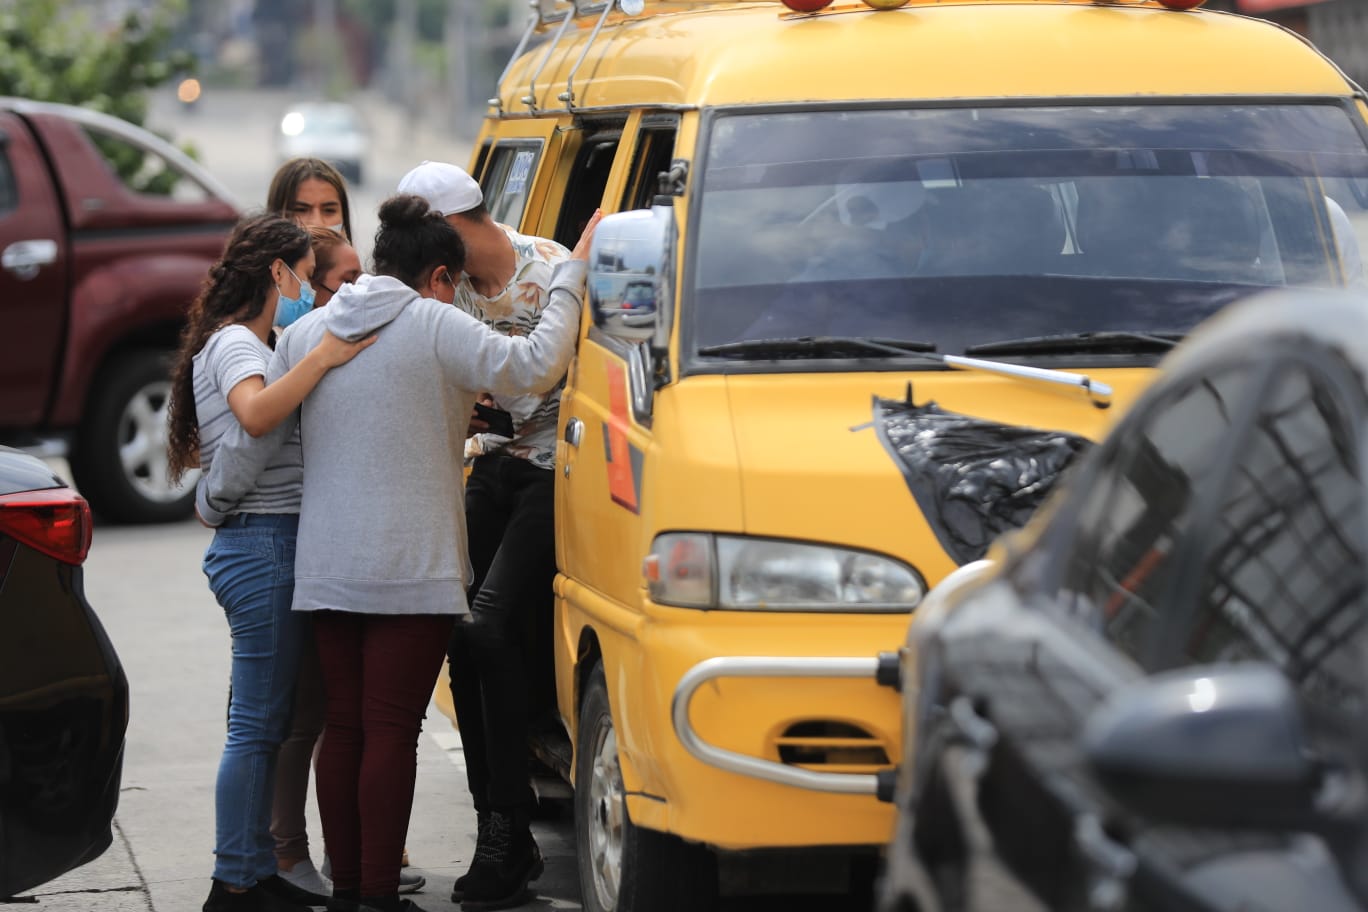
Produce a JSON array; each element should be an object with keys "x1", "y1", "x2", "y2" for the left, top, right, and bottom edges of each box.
[
  {"x1": 166, "y1": 212, "x2": 373, "y2": 912},
  {"x1": 267, "y1": 158, "x2": 354, "y2": 241}
]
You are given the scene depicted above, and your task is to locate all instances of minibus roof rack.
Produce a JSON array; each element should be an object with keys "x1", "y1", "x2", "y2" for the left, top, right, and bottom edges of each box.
[{"x1": 490, "y1": 1, "x2": 765, "y2": 116}]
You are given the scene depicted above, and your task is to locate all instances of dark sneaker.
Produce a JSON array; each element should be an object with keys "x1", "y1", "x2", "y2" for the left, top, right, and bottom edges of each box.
[
  {"x1": 459, "y1": 811, "x2": 545, "y2": 912},
  {"x1": 203, "y1": 878, "x2": 314, "y2": 912},
  {"x1": 260, "y1": 873, "x2": 329, "y2": 907},
  {"x1": 355, "y1": 897, "x2": 430, "y2": 912},
  {"x1": 202, "y1": 880, "x2": 259, "y2": 912},
  {"x1": 450, "y1": 811, "x2": 489, "y2": 902},
  {"x1": 257, "y1": 878, "x2": 316, "y2": 911},
  {"x1": 325, "y1": 889, "x2": 360, "y2": 912}
]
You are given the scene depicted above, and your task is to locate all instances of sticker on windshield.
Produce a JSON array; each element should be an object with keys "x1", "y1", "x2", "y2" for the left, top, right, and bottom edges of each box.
[{"x1": 505, "y1": 150, "x2": 535, "y2": 196}]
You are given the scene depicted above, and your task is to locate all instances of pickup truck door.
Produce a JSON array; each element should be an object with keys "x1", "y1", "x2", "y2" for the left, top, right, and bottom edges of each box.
[{"x1": 0, "y1": 113, "x2": 69, "y2": 427}]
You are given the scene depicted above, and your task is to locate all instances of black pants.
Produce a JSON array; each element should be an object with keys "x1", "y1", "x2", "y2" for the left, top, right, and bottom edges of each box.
[{"x1": 448, "y1": 454, "x2": 557, "y2": 812}]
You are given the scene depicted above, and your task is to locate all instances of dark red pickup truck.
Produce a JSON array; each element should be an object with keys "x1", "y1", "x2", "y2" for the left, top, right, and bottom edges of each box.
[{"x1": 0, "y1": 98, "x2": 237, "y2": 522}]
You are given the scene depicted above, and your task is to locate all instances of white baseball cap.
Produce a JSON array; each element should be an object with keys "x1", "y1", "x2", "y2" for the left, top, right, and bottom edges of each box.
[{"x1": 397, "y1": 160, "x2": 484, "y2": 216}]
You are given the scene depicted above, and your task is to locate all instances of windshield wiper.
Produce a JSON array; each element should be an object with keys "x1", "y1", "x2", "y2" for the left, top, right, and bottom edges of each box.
[
  {"x1": 697, "y1": 336, "x2": 938, "y2": 360},
  {"x1": 698, "y1": 336, "x2": 1114, "y2": 409},
  {"x1": 964, "y1": 331, "x2": 1184, "y2": 356}
]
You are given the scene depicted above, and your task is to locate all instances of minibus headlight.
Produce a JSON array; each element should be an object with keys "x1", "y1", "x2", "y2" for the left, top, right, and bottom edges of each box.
[
  {"x1": 645, "y1": 533, "x2": 925, "y2": 611},
  {"x1": 644, "y1": 532, "x2": 716, "y2": 608}
]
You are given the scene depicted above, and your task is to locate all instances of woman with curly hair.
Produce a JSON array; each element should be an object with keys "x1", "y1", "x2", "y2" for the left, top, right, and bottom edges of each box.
[{"x1": 165, "y1": 212, "x2": 373, "y2": 912}]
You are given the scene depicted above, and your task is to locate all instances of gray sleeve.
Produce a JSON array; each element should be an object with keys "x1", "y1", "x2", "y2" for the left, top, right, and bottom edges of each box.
[
  {"x1": 199, "y1": 343, "x2": 298, "y2": 521},
  {"x1": 431, "y1": 260, "x2": 585, "y2": 396}
]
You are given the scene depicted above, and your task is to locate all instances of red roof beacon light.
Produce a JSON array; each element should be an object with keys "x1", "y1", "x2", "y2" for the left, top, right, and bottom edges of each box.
[{"x1": 782, "y1": 0, "x2": 835, "y2": 11}]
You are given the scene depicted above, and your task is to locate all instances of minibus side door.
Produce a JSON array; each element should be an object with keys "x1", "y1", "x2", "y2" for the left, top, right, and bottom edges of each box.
[{"x1": 557, "y1": 115, "x2": 679, "y2": 607}]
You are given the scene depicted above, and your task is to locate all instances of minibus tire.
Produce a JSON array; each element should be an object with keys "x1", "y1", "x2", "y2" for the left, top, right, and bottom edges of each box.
[{"x1": 575, "y1": 663, "x2": 718, "y2": 912}]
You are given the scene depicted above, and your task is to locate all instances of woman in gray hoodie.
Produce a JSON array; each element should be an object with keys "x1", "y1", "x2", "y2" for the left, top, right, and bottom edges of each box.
[{"x1": 200, "y1": 195, "x2": 600, "y2": 912}]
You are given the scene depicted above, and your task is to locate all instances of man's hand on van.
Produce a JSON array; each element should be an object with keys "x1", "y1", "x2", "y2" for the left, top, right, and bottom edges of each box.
[
  {"x1": 571, "y1": 209, "x2": 604, "y2": 262},
  {"x1": 466, "y1": 393, "x2": 495, "y2": 437}
]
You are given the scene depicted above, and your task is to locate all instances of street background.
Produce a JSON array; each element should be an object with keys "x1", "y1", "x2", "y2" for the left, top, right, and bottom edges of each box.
[{"x1": 142, "y1": 84, "x2": 475, "y2": 265}]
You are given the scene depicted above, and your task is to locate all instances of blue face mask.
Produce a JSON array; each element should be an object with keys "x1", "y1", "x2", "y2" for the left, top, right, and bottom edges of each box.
[{"x1": 275, "y1": 263, "x2": 316, "y2": 328}]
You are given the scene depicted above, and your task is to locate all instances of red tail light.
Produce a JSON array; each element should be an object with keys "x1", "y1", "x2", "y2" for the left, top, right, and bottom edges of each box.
[{"x1": 0, "y1": 487, "x2": 93, "y2": 565}]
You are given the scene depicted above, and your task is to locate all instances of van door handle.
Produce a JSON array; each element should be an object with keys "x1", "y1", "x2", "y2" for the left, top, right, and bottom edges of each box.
[
  {"x1": 562, "y1": 418, "x2": 584, "y2": 477},
  {"x1": 2, "y1": 239, "x2": 58, "y2": 280}
]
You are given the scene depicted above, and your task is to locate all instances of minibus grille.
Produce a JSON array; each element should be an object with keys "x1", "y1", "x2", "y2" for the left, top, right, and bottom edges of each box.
[{"x1": 775, "y1": 720, "x2": 891, "y2": 770}]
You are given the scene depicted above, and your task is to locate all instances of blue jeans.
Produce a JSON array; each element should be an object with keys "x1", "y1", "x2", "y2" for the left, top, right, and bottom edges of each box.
[{"x1": 203, "y1": 513, "x2": 304, "y2": 888}]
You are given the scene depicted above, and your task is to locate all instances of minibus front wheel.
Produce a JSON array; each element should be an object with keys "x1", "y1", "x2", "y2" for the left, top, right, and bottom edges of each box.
[{"x1": 575, "y1": 663, "x2": 718, "y2": 912}]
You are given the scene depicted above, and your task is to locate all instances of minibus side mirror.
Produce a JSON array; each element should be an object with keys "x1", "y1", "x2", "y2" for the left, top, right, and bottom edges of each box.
[{"x1": 587, "y1": 205, "x2": 675, "y2": 356}]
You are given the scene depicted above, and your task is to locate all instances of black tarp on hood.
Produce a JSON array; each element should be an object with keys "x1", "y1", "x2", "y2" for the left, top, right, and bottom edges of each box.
[{"x1": 870, "y1": 393, "x2": 1092, "y2": 565}]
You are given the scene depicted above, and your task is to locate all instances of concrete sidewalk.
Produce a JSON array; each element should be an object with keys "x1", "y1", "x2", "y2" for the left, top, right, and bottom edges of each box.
[
  {"x1": 13, "y1": 519, "x2": 577, "y2": 911},
  {"x1": 20, "y1": 724, "x2": 580, "y2": 911}
]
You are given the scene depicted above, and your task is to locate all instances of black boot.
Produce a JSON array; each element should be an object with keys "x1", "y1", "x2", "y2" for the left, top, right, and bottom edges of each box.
[
  {"x1": 450, "y1": 810, "x2": 489, "y2": 902},
  {"x1": 458, "y1": 810, "x2": 545, "y2": 912}
]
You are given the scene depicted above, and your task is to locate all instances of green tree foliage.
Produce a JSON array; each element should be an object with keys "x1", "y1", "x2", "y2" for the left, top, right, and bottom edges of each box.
[{"x1": 0, "y1": 0, "x2": 195, "y2": 194}]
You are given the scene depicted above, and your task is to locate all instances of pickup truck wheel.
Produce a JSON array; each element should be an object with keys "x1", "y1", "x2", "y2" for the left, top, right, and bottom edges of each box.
[
  {"x1": 70, "y1": 350, "x2": 198, "y2": 524},
  {"x1": 575, "y1": 664, "x2": 718, "y2": 912}
]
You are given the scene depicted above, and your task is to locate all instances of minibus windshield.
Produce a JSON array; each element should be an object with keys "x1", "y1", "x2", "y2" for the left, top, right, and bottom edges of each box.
[{"x1": 689, "y1": 103, "x2": 1368, "y2": 365}]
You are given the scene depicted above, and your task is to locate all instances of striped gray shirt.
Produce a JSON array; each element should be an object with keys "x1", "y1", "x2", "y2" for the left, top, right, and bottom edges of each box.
[{"x1": 192, "y1": 324, "x2": 303, "y2": 515}]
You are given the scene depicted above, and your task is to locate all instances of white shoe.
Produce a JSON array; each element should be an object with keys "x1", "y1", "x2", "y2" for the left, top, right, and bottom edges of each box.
[
  {"x1": 398, "y1": 869, "x2": 425, "y2": 894},
  {"x1": 278, "y1": 857, "x2": 333, "y2": 899}
]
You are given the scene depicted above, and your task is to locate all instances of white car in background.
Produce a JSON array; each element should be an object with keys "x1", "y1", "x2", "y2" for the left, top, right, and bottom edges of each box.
[{"x1": 277, "y1": 101, "x2": 368, "y2": 185}]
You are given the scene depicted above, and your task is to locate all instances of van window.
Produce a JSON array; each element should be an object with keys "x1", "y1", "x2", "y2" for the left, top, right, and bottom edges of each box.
[
  {"x1": 687, "y1": 104, "x2": 1368, "y2": 365},
  {"x1": 554, "y1": 126, "x2": 622, "y2": 248},
  {"x1": 481, "y1": 142, "x2": 543, "y2": 227},
  {"x1": 622, "y1": 120, "x2": 678, "y2": 211}
]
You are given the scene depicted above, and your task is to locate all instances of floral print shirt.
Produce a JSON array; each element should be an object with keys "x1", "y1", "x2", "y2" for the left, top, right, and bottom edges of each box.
[{"x1": 456, "y1": 224, "x2": 571, "y2": 469}]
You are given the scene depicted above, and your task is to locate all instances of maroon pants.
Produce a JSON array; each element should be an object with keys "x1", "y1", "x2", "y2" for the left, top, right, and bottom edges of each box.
[{"x1": 313, "y1": 611, "x2": 454, "y2": 897}]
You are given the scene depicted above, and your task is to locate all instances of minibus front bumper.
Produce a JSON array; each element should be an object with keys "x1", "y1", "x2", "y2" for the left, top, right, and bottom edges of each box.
[{"x1": 671, "y1": 653, "x2": 903, "y2": 801}]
